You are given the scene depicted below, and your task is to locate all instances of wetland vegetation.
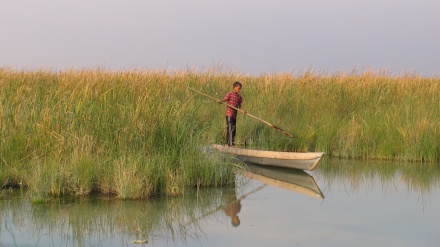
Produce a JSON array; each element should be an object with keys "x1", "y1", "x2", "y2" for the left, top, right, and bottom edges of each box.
[{"x1": 0, "y1": 68, "x2": 439, "y2": 201}]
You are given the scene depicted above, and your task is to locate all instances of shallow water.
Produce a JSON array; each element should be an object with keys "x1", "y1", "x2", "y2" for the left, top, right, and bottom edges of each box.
[{"x1": 1, "y1": 158, "x2": 439, "y2": 247}]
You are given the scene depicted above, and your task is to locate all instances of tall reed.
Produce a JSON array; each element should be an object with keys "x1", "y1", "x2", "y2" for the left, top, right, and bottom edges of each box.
[
  {"x1": 190, "y1": 71, "x2": 439, "y2": 160},
  {"x1": 1, "y1": 68, "x2": 439, "y2": 200},
  {"x1": 0, "y1": 69, "x2": 237, "y2": 201}
]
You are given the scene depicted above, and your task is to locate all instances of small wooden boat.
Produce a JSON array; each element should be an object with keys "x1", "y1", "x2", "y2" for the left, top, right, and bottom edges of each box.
[
  {"x1": 212, "y1": 144, "x2": 324, "y2": 171},
  {"x1": 243, "y1": 163, "x2": 324, "y2": 199}
]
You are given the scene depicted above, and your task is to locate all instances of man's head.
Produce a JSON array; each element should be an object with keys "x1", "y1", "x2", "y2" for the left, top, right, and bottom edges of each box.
[
  {"x1": 231, "y1": 215, "x2": 241, "y2": 227},
  {"x1": 232, "y1": 81, "x2": 242, "y2": 93}
]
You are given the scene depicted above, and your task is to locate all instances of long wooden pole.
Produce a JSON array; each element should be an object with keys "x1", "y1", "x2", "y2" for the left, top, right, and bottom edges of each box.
[{"x1": 188, "y1": 87, "x2": 294, "y2": 138}]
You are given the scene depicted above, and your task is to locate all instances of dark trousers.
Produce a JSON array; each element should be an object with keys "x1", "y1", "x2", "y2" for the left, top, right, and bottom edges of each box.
[{"x1": 225, "y1": 116, "x2": 237, "y2": 146}]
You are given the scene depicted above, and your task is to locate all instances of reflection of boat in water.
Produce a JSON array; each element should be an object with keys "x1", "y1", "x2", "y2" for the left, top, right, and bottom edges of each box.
[{"x1": 243, "y1": 163, "x2": 325, "y2": 199}]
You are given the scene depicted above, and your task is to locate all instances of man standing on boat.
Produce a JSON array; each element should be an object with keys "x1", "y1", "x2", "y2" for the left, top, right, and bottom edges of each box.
[{"x1": 219, "y1": 81, "x2": 245, "y2": 147}]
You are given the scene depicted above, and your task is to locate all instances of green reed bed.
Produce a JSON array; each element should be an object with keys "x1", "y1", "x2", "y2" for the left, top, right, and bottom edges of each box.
[
  {"x1": 0, "y1": 69, "x2": 236, "y2": 201},
  {"x1": 190, "y1": 71, "x2": 439, "y2": 161},
  {"x1": 0, "y1": 69, "x2": 439, "y2": 200}
]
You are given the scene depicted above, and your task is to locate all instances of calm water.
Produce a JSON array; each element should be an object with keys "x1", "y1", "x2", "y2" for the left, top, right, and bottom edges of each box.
[
  {"x1": 1, "y1": 159, "x2": 439, "y2": 247},
  {"x1": 0, "y1": 1, "x2": 439, "y2": 76},
  {"x1": 2, "y1": 2, "x2": 439, "y2": 246}
]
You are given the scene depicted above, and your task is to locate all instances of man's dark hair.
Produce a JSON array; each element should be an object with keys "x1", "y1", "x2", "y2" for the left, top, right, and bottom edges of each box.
[{"x1": 233, "y1": 81, "x2": 242, "y2": 88}]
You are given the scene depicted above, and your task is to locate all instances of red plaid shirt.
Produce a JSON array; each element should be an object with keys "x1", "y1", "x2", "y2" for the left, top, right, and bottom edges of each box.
[{"x1": 223, "y1": 92, "x2": 243, "y2": 118}]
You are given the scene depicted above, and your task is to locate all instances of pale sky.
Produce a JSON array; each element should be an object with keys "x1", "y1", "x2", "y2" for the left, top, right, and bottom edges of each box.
[{"x1": 1, "y1": 0, "x2": 439, "y2": 76}]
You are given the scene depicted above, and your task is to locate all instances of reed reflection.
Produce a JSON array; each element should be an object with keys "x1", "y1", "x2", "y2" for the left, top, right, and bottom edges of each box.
[
  {"x1": 316, "y1": 158, "x2": 440, "y2": 196},
  {"x1": 0, "y1": 185, "x2": 248, "y2": 246},
  {"x1": 1, "y1": 159, "x2": 439, "y2": 246}
]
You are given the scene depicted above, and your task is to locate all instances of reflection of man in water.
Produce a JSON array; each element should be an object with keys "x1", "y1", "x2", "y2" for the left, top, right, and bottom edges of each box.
[{"x1": 223, "y1": 188, "x2": 242, "y2": 227}]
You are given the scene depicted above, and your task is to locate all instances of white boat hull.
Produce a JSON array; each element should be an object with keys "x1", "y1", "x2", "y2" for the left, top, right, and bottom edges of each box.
[{"x1": 212, "y1": 144, "x2": 324, "y2": 171}]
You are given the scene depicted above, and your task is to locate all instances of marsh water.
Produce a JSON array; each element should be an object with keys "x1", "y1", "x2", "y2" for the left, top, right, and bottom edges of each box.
[{"x1": 1, "y1": 158, "x2": 439, "y2": 247}]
